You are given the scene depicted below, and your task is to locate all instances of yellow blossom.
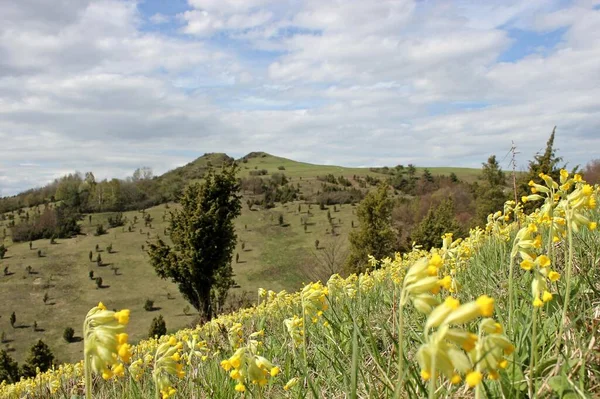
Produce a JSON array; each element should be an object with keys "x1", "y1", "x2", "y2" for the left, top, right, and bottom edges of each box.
[{"x1": 466, "y1": 371, "x2": 482, "y2": 388}]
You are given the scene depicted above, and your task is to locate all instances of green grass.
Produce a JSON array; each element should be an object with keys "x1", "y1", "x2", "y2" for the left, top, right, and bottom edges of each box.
[
  {"x1": 0, "y1": 153, "x2": 482, "y2": 366},
  {"x1": 0, "y1": 200, "x2": 359, "y2": 364},
  {"x1": 239, "y1": 152, "x2": 482, "y2": 182},
  {"x1": 2, "y1": 196, "x2": 598, "y2": 398}
]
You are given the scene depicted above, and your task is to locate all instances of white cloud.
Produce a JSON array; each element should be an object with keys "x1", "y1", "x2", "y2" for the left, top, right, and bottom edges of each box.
[
  {"x1": 149, "y1": 13, "x2": 170, "y2": 24},
  {"x1": 1, "y1": 0, "x2": 600, "y2": 196}
]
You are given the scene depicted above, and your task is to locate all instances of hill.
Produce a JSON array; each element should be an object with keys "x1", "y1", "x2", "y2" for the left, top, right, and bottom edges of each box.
[
  {"x1": 1, "y1": 170, "x2": 598, "y2": 398},
  {"x1": 0, "y1": 153, "x2": 485, "y2": 364}
]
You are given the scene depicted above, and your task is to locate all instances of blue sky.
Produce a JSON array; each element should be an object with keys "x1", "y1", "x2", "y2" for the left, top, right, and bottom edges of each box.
[{"x1": 1, "y1": 0, "x2": 600, "y2": 196}]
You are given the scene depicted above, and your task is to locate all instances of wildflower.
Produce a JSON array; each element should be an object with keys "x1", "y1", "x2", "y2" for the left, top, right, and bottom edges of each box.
[
  {"x1": 284, "y1": 315, "x2": 304, "y2": 346},
  {"x1": 284, "y1": 377, "x2": 299, "y2": 390},
  {"x1": 443, "y1": 295, "x2": 494, "y2": 325},
  {"x1": 235, "y1": 383, "x2": 246, "y2": 392},
  {"x1": 83, "y1": 303, "x2": 131, "y2": 382},
  {"x1": 466, "y1": 371, "x2": 482, "y2": 388},
  {"x1": 221, "y1": 342, "x2": 280, "y2": 392},
  {"x1": 152, "y1": 337, "x2": 185, "y2": 398}
]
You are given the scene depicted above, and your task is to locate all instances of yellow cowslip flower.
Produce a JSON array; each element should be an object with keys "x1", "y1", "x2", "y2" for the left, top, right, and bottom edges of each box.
[
  {"x1": 284, "y1": 315, "x2": 304, "y2": 346},
  {"x1": 114, "y1": 309, "x2": 130, "y2": 325},
  {"x1": 83, "y1": 303, "x2": 131, "y2": 381},
  {"x1": 548, "y1": 271, "x2": 560, "y2": 282},
  {"x1": 128, "y1": 359, "x2": 144, "y2": 381},
  {"x1": 152, "y1": 337, "x2": 185, "y2": 397},
  {"x1": 542, "y1": 291, "x2": 553, "y2": 302},
  {"x1": 400, "y1": 257, "x2": 443, "y2": 315},
  {"x1": 221, "y1": 342, "x2": 279, "y2": 391},
  {"x1": 235, "y1": 383, "x2": 246, "y2": 392},
  {"x1": 466, "y1": 371, "x2": 482, "y2": 388},
  {"x1": 284, "y1": 377, "x2": 299, "y2": 390},
  {"x1": 161, "y1": 387, "x2": 177, "y2": 399},
  {"x1": 537, "y1": 255, "x2": 551, "y2": 267},
  {"x1": 301, "y1": 281, "x2": 329, "y2": 322},
  {"x1": 445, "y1": 329, "x2": 478, "y2": 351},
  {"x1": 412, "y1": 293, "x2": 440, "y2": 315},
  {"x1": 228, "y1": 323, "x2": 244, "y2": 349},
  {"x1": 429, "y1": 253, "x2": 443, "y2": 269},
  {"x1": 221, "y1": 359, "x2": 232, "y2": 371},
  {"x1": 425, "y1": 297, "x2": 460, "y2": 330},
  {"x1": 443, "y1": 295, "x2": 494, "y2": 325},
  {"x1": 520, "y1": 258, "x2": 534, "y2": 271}
]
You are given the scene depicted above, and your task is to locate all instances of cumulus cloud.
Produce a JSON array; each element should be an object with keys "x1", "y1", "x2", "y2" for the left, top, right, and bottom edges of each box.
[{"x1": 1, "y1": 0, "x2": 599, "y2": 195}]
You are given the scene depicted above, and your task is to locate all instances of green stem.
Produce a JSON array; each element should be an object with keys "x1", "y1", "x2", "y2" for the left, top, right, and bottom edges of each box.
[
  {"x1": 429, "y1": 348, "x2": 437, "y2": 399},
  {"x1": 83, "y1": 319, "x2": 91, "y2": 399},
  {"x1": 529, "y1": 306, "x2": 538, "y2": 398},
  {"x1": 397, "y1": 302, "x2": 404, "y2": 385},
  {"x1": 557, "y1": 210, "x2": 574, "y2": 356},
  {"x1": 475, "y1": 328, "x2": 483, "y2": 399},
  {"x1": 508, "y1": 255, "x2": 515, "y2": 334},
  {"x1": 155, "y1": 379, "x2": 161, "y2": 399},
  {"x1": 301, "y1": 299, "x2": 309, "y2": 376}
]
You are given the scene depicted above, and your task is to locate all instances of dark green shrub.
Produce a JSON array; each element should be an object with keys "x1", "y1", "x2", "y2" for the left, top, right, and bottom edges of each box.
[
  {"x1": 63, "y1": 327, "x2": 75, "y2": 343},
  {"x1": 95, "y1": 224, "x2": 106, "y2": 236},
  {"x1": 144, "y1": 299, "x2": 154, "y2": 311},
  {"x1": 148, "y1": 315, "x2": 167, "y2": 338},
  {"x1": 0, "y1": 349, "x2": 19, "y2": 384},
  {"x1": 107, "y1": 213, "x2": 124, "y2": 228},
  {"x1": 21, "y1": 340, "x2": 54, "y2": 378}
]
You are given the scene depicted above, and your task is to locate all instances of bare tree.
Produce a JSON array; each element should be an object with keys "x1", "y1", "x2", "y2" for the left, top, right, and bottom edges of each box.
[{"x1": 302, "y1": 235, "x2": 348, "y2": 282}]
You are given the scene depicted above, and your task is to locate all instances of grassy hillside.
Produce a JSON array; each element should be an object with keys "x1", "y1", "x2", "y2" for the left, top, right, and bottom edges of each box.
[
  {"x1": 0, "y1": 153, "x2": 482, "y2": 365},
  {"x1": 0, "y1": 171, "x2": 598, "y2": 398},
  {"x1": 238, "y1": 152, "x2": 482, "y2": 182}
]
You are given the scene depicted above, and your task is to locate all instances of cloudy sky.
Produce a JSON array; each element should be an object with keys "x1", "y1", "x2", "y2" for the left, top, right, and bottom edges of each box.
[{"x1": 1, "y1": 0, "x2": 599, "y2": 196}]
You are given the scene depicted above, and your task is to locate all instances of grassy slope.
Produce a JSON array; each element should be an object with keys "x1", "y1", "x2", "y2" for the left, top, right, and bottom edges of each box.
[
  {"x1": 0, "y1": 153, "x2": 481, "y2": 364},
  {"x1": 239, "y1": 152, "x2": 481, "y2": 182},
  {"x1": 2, "y1": 195, "x2": 598, "y2": 398}
]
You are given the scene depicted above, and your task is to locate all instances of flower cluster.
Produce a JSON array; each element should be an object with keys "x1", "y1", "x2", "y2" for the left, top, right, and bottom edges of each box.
[
  {"x1": 417, "y1": 295, "x2": 512, "y2": 388},
  {"x1": 221, "y1": 343, "x2": 280, "y2": 392},
  {"x1": 284, "y1": 315, "x2": 304, "y2": 347},
  {"x1": 152, "y1": 336, "x2": 185, "y2": 399},
  {"x1": 511, "y1": 223, "x2": 559, "y2": 306},
  {"x1": 301, "y1": 281, "x2": 329, "y2": 323},
  {"x1": 83, "y1": 302, "x2": 131, "y2": 381},
  {"x1": 400, "y1": 255, "x2": 450, "y2": 315}
]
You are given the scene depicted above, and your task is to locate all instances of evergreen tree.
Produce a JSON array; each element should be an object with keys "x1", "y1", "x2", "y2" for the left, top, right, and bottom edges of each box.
[
  {"x1": 411, "y1": 198, "x2": 462, "y2": 250},
  {"x1": 148, "y1": 315, "x2": 167, "y2": 338},
  {"x1": 21, "y1": 340, "x2": 54, "y2": 378},
  {"x1": 345, "y1": 183, "x2": 396, "y2": 274},
  {"x1": 475, "y1": 155, "x2": 507, "y2": 225},
  {"x1": 518, "y1": 127, "x2": 564, "y2": 212},
  {"x1": 0, "y1": 350, "x2": 19, "y2": 384},
  {"x1": 146, "y1": 165, "x2": 241, "y2": 320}
]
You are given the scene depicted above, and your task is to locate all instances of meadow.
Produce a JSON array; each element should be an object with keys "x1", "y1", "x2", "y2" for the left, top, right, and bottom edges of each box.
[
  {"x1": 0, "y1": 169, "x2": 598, "y2": 398},
  {"x1": 0, "y1": 154, "x2": 481, "y2": 366}
]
